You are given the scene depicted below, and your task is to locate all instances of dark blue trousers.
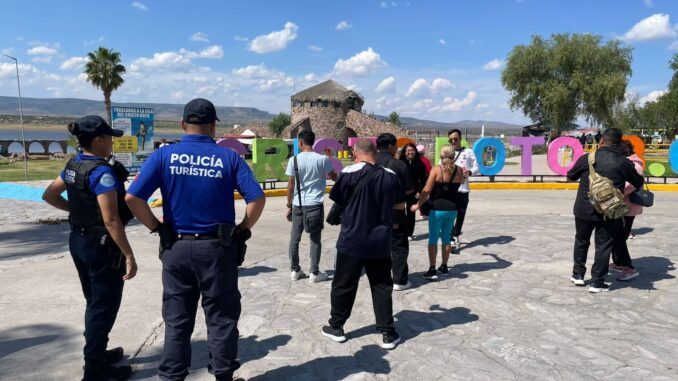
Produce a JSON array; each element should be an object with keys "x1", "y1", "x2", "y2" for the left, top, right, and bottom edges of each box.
[
  {"x1": 69, "y1": 228, "x2": 125, "y2": 366},
  {"x1": 159, "y1": 239, "x2": 241, "y2": 381}
]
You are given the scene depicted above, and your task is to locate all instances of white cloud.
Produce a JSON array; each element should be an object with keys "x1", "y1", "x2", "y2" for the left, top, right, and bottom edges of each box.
[
  {"x1": 623, "y1": 14, "x2": 676, "y2": 42},
  {"x1": 639, "y1": 89, "x2": 667, "y2": 104},
  {"x1": 644, "y1": 0, "x2": 653, "y2": 7},
  {"x1": 430, "y1": 78, "x2": 452, "y2": 93},
  {"x1": 129, "y1": 46, "x2": 223, "y2": 71},
  {"x1": 248, "y1": 22, "x2": 298, "y2": 54},
  {"x1": 190, "y1": 32, "x2": 209, "y2": 42},
  {"x1": 131, "y1": 1, "x2": 148, "y2": 11},
  {"x1": 131, "y1": 52, "x2": 191, "y2": 71},
  {"x1": 475, "y1": 103, "x2": 489, "y2": 110},
  {"x1": 232, "y1": 63, "x2": 275, "y2": 79},
  {"x1": 439, "y1": 39, "x2": 447, "y2": 45},
  {"x1": 60, "y1": 57, "x2": 89, "y2": 70},
  {"x1": 336, "y1": 21, "x2": 352, "y2": 31},
  {"x1": 483, "y1": 58, "x2": 505, "y2": 71},
  {"x1": 32, "y1": 56, "x2": 53, "y2": 63},
  {"x1": 304, "y1": 73, "x2": 316, "y2": 81},
  {"x1": 308, "y1": 45, "x2": 323, "y2": 52},
  {"x1": 412, "y1": 99, "x2": 433, "y2": 110},
  {"x1": 333, "y1": 47, "x2": 387, "y2": 76},
  {"x1": 430, "y1": 91, "x2": 477, "y2": 112},
  {"x1": 27, "y1": 45, "x2": 59, "y2": 56},
  {"x1": 405, "y1": 78, "x2": 429, "y2": 97},
  {"x1": 184, "y1": 45, "x2": 224, "y2": 59},
  {"x1": 234, "y1": 35, "x2": 249, "y2": 42},
  {"x1": 380, "y1": 1, "x2": 399, "y2": 7},
  {"x1": 405, "y1": 77, "x2": 452, "y2": 97},
  {"x1": 84, "y1": 37, "x2": 105, "y2": 46},
  {"x1": 667, "y1": 41, "x2": 678, "y2": 50},
  {"x1": 376, "y1": 76, "x2": 396, "y2": 93}
]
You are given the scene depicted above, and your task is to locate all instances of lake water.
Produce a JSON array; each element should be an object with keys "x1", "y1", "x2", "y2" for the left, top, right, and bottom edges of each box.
[{"x1": 0, "y1": 129, "x2": 184, "y2": 153}]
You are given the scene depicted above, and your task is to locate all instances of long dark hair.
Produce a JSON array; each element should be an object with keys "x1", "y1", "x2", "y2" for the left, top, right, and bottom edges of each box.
[
  {"x1": 68, "y1": 122, "x2": 95, "y2": 150},
  {"x1": 400, "y1": 143, "x2": 420, "y2": 163}
]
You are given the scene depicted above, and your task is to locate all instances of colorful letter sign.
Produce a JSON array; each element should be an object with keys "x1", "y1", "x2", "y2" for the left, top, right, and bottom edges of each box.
[
  {"x1": 509, "y1": 136, "x2": 545, "y2": 176},
  {"x1": 251, "y1": 138, "x2": 288, "y2": 181},
  {"x1": 473, "y1": 138, "x2": 505, "y2": 176},
  {"x1": 547, "y1": 137, "x2": 585, "y2": 176}
]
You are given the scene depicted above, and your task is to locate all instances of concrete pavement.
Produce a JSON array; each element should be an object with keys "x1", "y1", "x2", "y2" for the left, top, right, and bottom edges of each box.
[{"x1": 1, "y1": 184, "x2": 677, "y2": 380}]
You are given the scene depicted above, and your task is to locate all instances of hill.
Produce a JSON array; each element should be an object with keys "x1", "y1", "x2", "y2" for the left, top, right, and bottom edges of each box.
[{"x1": 0, "y1": 95, "x2": 525, "y2": 134}]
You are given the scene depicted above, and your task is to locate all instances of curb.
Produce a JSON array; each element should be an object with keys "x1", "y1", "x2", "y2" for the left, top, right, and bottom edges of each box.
[{"x1": 239, "y1": 183, "x2": 678, "y2": 199}]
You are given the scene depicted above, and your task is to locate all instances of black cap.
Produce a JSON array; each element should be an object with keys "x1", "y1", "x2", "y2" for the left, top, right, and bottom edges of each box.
[
  {"x1": 72, "y1": 115, "x2": 124, "y2": 138},
  {"x1": 183, "y1": 98, "x2": 220, "y2": 124}
]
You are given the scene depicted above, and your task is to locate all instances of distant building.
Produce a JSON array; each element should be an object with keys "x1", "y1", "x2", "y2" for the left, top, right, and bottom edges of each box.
[{"x1": 284, "y1": 79, "x2": 403, "y2": 148}]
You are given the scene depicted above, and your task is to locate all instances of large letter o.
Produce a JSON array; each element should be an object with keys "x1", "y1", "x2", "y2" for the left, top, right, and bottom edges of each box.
[
  {"x1": 473, "y1": 138, "x2": 505, "y2": 176},
  {"x1": 547, "y1": 137, "x2": 584, "y2": 176}
]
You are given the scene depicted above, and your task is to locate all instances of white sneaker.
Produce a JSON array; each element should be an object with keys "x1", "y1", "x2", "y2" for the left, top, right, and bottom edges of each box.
[
  {"x1": 309, "y1": 272, "x2": 329, "y2": 283},
  {"x1": 291, "y1": 270, "x2": 305, "y2": 281},
  {"x1": 393, "y1": 281, "x2": 411, "y2": 291},
  {"x1": 453, "y1": 236, "x2": 461, "y2": 248},
  {"x1": 407, "y1": 236, "x2": 413, "y2": 241}
]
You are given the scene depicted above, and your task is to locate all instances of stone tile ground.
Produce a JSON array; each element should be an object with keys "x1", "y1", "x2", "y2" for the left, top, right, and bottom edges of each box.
[{"x1": 0, "y1": 187, "x2": 677, "y2": 380}]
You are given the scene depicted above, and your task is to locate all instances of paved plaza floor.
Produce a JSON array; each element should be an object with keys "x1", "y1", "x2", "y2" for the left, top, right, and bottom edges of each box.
[{"x1": 1, "y1": 184, "x2": 677, "y2": 380}]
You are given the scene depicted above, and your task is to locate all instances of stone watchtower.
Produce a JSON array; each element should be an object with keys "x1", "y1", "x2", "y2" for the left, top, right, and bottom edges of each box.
[{"x1": 286, "y1": 80, "x2": 364, "y2": 145}]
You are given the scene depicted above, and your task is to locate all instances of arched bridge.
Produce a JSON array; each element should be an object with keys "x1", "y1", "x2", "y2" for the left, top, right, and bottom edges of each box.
[{"x1": 0, "y1": 139, "x2": 70, "y2": 155}]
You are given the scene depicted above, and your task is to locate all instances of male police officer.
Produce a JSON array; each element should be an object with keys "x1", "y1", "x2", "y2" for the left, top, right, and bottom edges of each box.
[{"x1": 126, "y1": 99, "x2": 266, "y2": 381}]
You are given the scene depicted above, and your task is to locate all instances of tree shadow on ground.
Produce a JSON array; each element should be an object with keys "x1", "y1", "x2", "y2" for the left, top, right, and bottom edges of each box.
[
  {"x1": 348, "y1": 305, "x2": 479, "y2": 342},
  {"x1": 0, "y1": 324, "x2": 77, "y2": 379},
  {"x1": 458, "y1": 235, "x2": 515, "y2": 252},
  {"x1": 247, "y1": 345, "x2": 390, "y2": 381},
  {"x1": 610, "y1": 256, "x2": 675, "y2": 291},
  {"x1": 238, "y1": 266, "x2": 277, "y2": 277},
  {"x1": 0, "y1": 223, "x2": 70, "y2": 261},
  {"x1": 449, "y1": 253, "x2": 513, "y2": 279},
  {"x1": 631, "y1": 227, "x2": 653, "y2": 236},
  {"x1": 407, "y1": 253, "x2": 512, "y2": 287},
  {"x1": 131, "y1": 334, "x2": 292, "y2": 379}
]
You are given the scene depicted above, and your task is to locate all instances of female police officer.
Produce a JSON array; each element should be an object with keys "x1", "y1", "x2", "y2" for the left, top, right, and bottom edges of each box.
[{"x1": 43, "y1": 115, "x2": 137, "y2": 381}]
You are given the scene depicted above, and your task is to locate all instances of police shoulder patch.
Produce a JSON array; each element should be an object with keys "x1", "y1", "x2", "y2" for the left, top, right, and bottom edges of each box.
[{"x1": 100, "y1": 173, "x2": 115, "y2": 187}]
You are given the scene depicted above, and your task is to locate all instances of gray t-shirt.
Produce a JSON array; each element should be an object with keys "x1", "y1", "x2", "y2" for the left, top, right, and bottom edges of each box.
[{"x1": 286, "y1": 151, "x2": 334, "y2": 206}]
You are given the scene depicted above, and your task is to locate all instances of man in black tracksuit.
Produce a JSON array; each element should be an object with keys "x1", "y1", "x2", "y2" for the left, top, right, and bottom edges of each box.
[
  {"x1": 376, "y1": 133, "x2": 415, "y2": 291},
  {"x1": 566, "y1": 128, "x2": 644, "y2": 293}
]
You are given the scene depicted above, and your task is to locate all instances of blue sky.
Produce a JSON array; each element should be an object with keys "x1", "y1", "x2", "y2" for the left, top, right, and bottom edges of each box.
[{"x1": 2, "y1": 0, "x2": 678, "y2": 124}]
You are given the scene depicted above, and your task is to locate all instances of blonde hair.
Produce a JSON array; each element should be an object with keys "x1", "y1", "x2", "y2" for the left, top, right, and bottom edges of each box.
[{"x1": 440, "y1": 144, "x2": 457, "y2": 175}]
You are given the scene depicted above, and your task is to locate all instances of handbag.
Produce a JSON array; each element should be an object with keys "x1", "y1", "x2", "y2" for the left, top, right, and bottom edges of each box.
[
  {"x1": 326, "y1": 164, "x2": 379, "y2": 225},
  {"x1": 629, "y1": 183, "x2": 654, "y2": 207}
]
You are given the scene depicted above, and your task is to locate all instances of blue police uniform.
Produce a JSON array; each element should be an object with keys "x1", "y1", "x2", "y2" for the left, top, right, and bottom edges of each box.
[
  {"x1": 127, "y1": 134, "x2": 264, "y2": 381},
  {"x1": 61, "y1": 153, "x2": 130, "y2": 371}
]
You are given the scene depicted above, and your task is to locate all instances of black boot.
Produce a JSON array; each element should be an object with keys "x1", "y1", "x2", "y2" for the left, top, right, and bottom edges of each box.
[
  {"x1": 83, "y1": 361, "x2": 132, "y2": 381},
  {"x1": 105, "y1": 347, "x2": 124, "y2": 364}
]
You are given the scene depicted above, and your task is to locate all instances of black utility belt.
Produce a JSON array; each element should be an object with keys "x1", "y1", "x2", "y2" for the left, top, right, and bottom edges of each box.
[{"x1": 176, "y1": 232, "x2": 219, "y2": 240}]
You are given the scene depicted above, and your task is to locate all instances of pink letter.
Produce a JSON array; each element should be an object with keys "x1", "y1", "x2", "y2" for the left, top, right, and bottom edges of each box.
[
  {"x1": 547, "y1": 137, "x2": 584, "y2": 175},
  {"x1": 216, "y1": 138, "x2": 247, "y2": 155},
  {"x1": 509, "y1": 136, "x2": 545, "y2": 176},
  {"x1": 348, "y1": 137, "x2": 377, "y2": 147},
  {"x1": 313, "y1": 138, "x2": 344, "y2": 176}
]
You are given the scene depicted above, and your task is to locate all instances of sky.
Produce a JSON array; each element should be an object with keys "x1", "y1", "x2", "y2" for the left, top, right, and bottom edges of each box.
[{"x1": 2, "y1": 0, "x2": 678, "y2": 125}]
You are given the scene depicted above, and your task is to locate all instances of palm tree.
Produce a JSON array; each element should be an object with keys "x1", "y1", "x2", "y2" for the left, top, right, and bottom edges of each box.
[{"x1": 84, "y1": 47, "x2": 126, "y2": 126}]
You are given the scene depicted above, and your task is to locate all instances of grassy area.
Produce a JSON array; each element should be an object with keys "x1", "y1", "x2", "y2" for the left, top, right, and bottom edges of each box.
[
  {"x1": 645, "y1": 159, "x2": 677, "y2": 176},
  {"x1": 0, "y1": 159, "x2": 64, "y2": 181}
]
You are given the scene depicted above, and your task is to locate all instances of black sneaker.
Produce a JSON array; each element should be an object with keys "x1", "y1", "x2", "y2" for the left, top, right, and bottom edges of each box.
[
  {"x1": 570, "y1": 273, "x2": 585, "y2": 286},
  {"x1": 437, "y1": 264, "x2": 449, "y2": 275},
  {"x1": 380, "y1": 331, "x2": 401, "y2": 350},
  {"x1": 321, "y1": 325, "x2": 347, "y2": 343},
  {"x1": 83, "y1": 364, "x2": 132, "y2": 381},
  {"x1": 422, "y1": 267, "x2": 438, "y2": 280},
  {"x1": 105, "y1": 347, "x2": 124, "y2": 364},
  {"x1": 588, "y1": 282, "x2": 610, "y2": 293}
]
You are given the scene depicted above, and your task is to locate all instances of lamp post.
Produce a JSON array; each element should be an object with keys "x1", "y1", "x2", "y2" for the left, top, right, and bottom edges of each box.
[{"x1": 4, "y1": 55, "x2": 28, "y2": 181}]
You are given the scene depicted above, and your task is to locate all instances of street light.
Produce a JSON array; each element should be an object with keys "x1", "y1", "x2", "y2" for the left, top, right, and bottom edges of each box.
[{"x1": 4, "y1": 54, "x2": 28, "y2": 181}]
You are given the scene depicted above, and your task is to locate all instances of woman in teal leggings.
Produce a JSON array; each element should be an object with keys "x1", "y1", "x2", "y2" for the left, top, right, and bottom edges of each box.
[{"x1": 411, "y1": 145, "x2": 464, "y2": 280}]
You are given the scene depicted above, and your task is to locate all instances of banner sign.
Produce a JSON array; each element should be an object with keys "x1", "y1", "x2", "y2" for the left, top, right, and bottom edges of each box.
[{"x1": 112, "y1": 107, "x2": 154, "y2": 172}]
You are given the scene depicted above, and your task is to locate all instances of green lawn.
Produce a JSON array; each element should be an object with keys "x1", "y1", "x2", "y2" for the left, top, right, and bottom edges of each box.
[
  {"x1": 645, "y1": 159, "x2": 677, "y2": 176},
  {"x1": 0, "y1": 159, "x2": 64, "y2": 181}
]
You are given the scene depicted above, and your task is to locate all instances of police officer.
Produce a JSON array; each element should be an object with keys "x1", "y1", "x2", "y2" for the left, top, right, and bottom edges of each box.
[
  {"x1": 125, "y1": 98, "x2": 266, "y2": 381},
  {"x1": 42, "y1": 115, "x2": 137, "y2": 381}
]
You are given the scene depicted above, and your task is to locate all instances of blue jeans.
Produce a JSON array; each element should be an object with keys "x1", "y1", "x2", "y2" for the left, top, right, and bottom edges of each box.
[{"x1": 428, "y1": 210, "x2": 457, "y2": 246}]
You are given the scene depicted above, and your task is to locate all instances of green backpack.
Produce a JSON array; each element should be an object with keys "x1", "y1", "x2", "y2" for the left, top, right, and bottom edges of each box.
[{"x1": 587, "y1": 151, "x2": 629, "y2": 220}]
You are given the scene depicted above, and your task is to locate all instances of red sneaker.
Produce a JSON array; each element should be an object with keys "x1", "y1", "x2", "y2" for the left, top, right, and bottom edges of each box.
[
  {"x1": 618, "y1": 267, "x2": 640, "y2": 281},
  {"x1": 609, "y1": 263, "x2": 624, "y2": 272}
]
